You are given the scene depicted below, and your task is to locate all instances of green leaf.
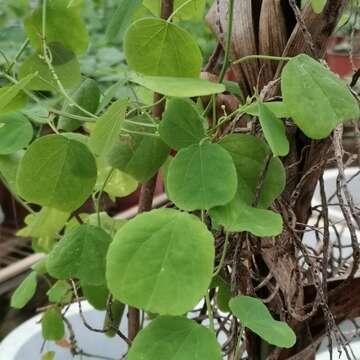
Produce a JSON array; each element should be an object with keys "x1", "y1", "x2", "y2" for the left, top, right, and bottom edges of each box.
[
  {"x1": 311, "y1": 0, "x2": 326, "y2": 13},
  {"x1": 167, "y1": 143, "x2": 237, "y2": 211},
  {"x1": 258, "y1": 101, "x2": 289, "y2": 157},
  {"x1": 96, "y1": 158, "x2": 138, "y2": 199},
  {"x1": 104, "y1": 300, "x2": 125, "y2": 337},
  {"x1": 81, "y1": 282, "x2": 108, "y2": 310},
  {"x1": 217, "y1": 283, "x2": 231, "y2": 313},
  {"x1": 124, "y1": 18, "x2": 202, "y2": 77},
  {"x1": 59, "y1": 78, "x2": 101, "y2": 131},
  {"x1": 81, "y1": 211, "x2": 126, "y2": 237},
  {"x1": 0, "y1": 113, "x2": 33, "y2": 155},
  {"x1": 17, "y1": 134, "x2": 97, "y2": 212},
  {"x1": 130, "y1": 73, "x2": 225, "y2": 97},
  {"x1": 10, "y1": 271, "x2": 37, "y2": 309},
  {"x1": 89, "y1": 99, "x2": 128, "y2": 157},
  {"x1": 41, "y1": 352, "x2": 55, "y2": 360},
  {"x1": 209, "y1": 184, "x2": 283, "y2": 236},
  {"x1": 108, "y1": 114, "x2": 169, "y2": 183},
  {"x1": 229, "y1": 296, "x2": 296, "y2": 348},
  {"x1": 106, "y1": 208, "x2": 215, "y2": 315},
  {"x1": 128, "y1": 316, "x2": 221, "y2": 360},
  {"x1": 241, "y1": 101, "x2": 289, "y2": 118},
  {"x1": 17, "y1": 207, "x2": 69, "y2": 238},
  {"x1": 19, "y1": 43, "x2": 81, "y2": 91},
  {"x1": 47, "y1": 224, "x2": 112, "y2": 286},
  {"x1": 281, "y1": 54, "x2": 359, "y2": 139},
  {"x1": 159, "y1": 98, "x2": 206, "y2": 150},
  {"x1": 0, "y1": 151, "x2": 24, "y2": 192},
  {"x1": 31, "y1": 258, "x2": 48, "y2": 274},
  {"x1": 47, "y1": 280, "x2": 71, "y2": 303},
  {"x1": 143, "y1": 0, "x2": 206, "y2": 21},
  {"x1": 24, "y1": 0, "x2": 88, "y2": 55},
  {"x1": 219, "y1": 134, "x2": 285, "y2": 209},
  {"x1": 42, "y1": 308, "x2": 65, "y2": 341},
  {"x1": 0, "y1": 85, "x2": 28, "y2": 114},
  {"x1": 0, "y1": 74, "x2": 35, "y2": 113},
  {"x1": 105, "y1": 0, "x2": 143, "y2": 43}
]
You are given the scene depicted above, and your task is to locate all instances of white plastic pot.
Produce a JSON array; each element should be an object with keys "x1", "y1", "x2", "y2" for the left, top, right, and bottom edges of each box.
[
  {"x1": 1, "y1": 302, "x2": 359, "y2": 359},
  {"x1": 0, "y1": 302, "x2": 128, "y2": 360}
]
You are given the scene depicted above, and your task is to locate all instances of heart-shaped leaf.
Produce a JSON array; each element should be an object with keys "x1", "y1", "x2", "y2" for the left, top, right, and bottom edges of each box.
[
  {"x1": 107, "y1": 114, "x2": 169, "y2": 183},
  {"x1": 0, "y1": 113, "x2": 33, "y2": 155},
  {"x1": 24, "y1": 0, "x2": 88, "y2": 54},
  {"x1": 282, "y1": 54, "x2": 359, "y2": 139},
  {"x1": 128, "y1": 316, "x2": 221, "y2": 360},
  {"x1": 124, "y1": 18, "x2": 202, "y2": 77},
  {"x1": 167, "y1": 143, "x2": 237, "y2": 211},
  {"x1": 130, "y1": 73, "x2": 225, "y2": 97},
  {"x1": 19, "y1": 43, "x2": 81, "y2": 91},
  {"x1": 106, "y1": 208, "x2": 215, "y2": 315},
  {"x1": 230, "y1": 296, "x2": 296, "y2": 348},
  {"x1": 17, "y1": 134, "x2": 97, "y2": 212},
  {"x1": 159, "y1": 98, "x2": 206, "y2": 150},
  {"x1": 220, "y1": 134, "x2": 285, "y2": 209},
  {"x1": 47, "y1": 224, "x2": 112, "y2": 286}
]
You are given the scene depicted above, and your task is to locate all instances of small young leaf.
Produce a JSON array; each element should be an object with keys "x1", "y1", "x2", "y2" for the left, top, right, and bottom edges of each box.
[
  {"x1": 89, "y1": 99, "x2": 128, "y2": 157},
  {"x1": 81, "y1": 282, "x2": 108, "y2": 311},
  {"x1": 59, "y1": 78, "x2": 101, "y2": 131},
  {"x1": 108, "y1": 115, "x2": 169, "y2": 183},
  {"x1": 159, "y1": 98, "x2": 206, "y2": 150},
  {"x1": 258, "y1": 101, "x2": 289, "y2": 157},
  {"x1": 311, "y1": 0, "x2": 326, "y2": 13},
  {"x1": 96, "y1": 158, "x2": 138, "y2": 199},
  {"x1": 103, "y1": 300, "x2": 125, "y2": 337},
  {"x1": 41, "y1": 352, "x2": 55, "y2": 360},
  {"x1": 42, "y1": 308, "x2": 65, "y2": 341},
  {"x1": 220, "y1": 134, "x2": 285, "y2": 209},
  {"x1": 17, "y1": 135, "x2": 97, "y2": 212},
  {"x1": 229, "y1": 296, "x2": 296, "y2": 348},
  {"x1": 130, "y1": 73, "x2": 225, "y2": 97},
  {"x1": 125, "y1": 18, "x2": 202, "y2": 77},
  {"x1": 106, "y1": 208, "x2": 215, "y2": 315},
  {"x1": 128, "y1": 316, "x2": 221, "y2": 360},
  {"x1": 31, "y1": 258, "x2": 48, "y2": 275},
  {"x1": 17, "y1": 207, "x2": 69, "y2": 239},
  {"x1": 0, "y1": 113, "x2": 33, "y2": 155},
  {"x1": 19, "y1": 43, "x2": 81, "y2": 91},
  {"x1": 47, "y1": 280, "x2": 72, "y2": 303},
  {"x1": 47, "y1": 224, "x2": 112, "y2": 286},
  {"x1": 0, "y1": 74, "x2": 35, "y2": 113},
  {"x1": 167, "y1": 143, "x2": 238, "y2": 211},
  {"x1": 282, "y1": 54, "x2": 359, "y2": 139},
  {"x1": 0, "y1": 86, "x2": 27, "y2": 114},
  {"x1": 24, "y1": 0, "x2": 88, "y2": 54},
  {"x1": 105, "y1": 0, "x2": 143, "y2": 43},
  {"x1": 10, "y1": 271, "x2": 37, "y2": 309}
]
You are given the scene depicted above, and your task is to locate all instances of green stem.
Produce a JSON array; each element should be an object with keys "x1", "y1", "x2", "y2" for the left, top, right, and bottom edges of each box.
[
  {"x1": 232, "y1": 54, "x2": 292, "y2": 65},
  {"x1": 219, "y1": 0, "x2": 235, "y2": 82},
  {"x1": 205, "y1": 292, "x2": 215, "y2": 332},
  {"x1": 124, "y1": 119, "x2": 158, "y2": 128},
  {"x1": 213, "y1": 232, "x2": 230, "y2": 277},
  {"x1": 7, "y1": 39, "x2": 30, "y2": 74},
  {"x1": 40, "y1": 0, "x2": 96, "y2": 119},
  {"x1": 167, "y1": 0, "x2": 193, "y2": 22},
  {"x1": 234, "y1": 326, "x2": 244, "y2": 359},
  {"x1": 95, "y1": 168, "x2": 114, "y2": 227},
  {"x1": 122, "y1": 128, "x2": 159, "y2": 138}
]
